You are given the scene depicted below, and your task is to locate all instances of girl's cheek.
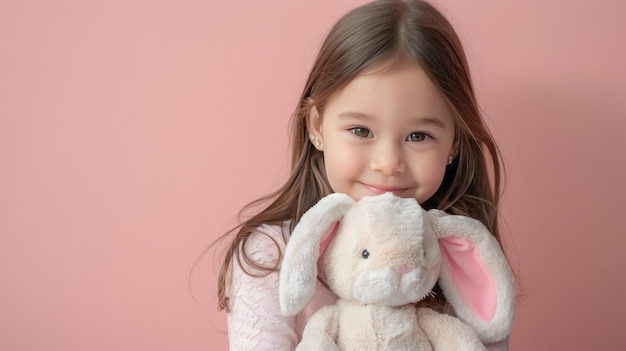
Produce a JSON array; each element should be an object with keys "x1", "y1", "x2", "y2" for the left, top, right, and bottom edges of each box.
[{"x1": 333, "y1": 142, "x2": 358, "y2": 161}]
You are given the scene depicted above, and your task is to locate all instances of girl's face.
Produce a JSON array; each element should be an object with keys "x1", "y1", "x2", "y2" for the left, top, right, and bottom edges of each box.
[{"x1": 308, "y1": 63, "x2": 456, "y2": 203}]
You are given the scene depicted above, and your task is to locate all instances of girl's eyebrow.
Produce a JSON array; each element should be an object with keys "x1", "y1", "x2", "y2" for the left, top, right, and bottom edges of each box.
[
  {"x1": 338, "y1": 111, "x2": 370, "y2": 120},
  {"x1": 412, "y1": 117, "x2": 446, "y2": 128},
  {"x1": 338, "y1": 111, "x2": 446, "y2": 128}
]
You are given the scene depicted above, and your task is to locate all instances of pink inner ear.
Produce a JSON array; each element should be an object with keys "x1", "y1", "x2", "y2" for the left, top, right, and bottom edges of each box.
[
  {"x1": 319, "y1": 221, "x2": 339, "y2": 257},
  {"x1": 439, "y1": 236, "x2": 497, "y2": 322}
]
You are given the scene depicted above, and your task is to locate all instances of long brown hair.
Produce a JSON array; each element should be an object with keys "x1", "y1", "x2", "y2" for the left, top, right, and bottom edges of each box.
[{"x1": 212, "y1": 0, "x2": 504, "y2": 312}]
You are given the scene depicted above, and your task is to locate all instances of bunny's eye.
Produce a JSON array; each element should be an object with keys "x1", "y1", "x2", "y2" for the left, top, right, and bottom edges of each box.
[{"x1": 361, "y1": 249, "x2": 370, "y2": 259}]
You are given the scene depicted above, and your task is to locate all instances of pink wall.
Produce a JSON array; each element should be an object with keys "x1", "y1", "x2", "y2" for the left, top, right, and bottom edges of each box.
[{"x1": 1, "y1": 0, "x2": 624, "y2": 349}]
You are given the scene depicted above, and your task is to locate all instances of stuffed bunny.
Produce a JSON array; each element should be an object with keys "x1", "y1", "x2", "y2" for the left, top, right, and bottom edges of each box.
[{"x1": 279, "y1": 192, "x2": 515, "y2": 351}]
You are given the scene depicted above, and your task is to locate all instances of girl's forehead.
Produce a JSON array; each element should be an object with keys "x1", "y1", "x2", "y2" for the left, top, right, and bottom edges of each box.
[
  {"x1": 324, "y1": 63, "x2": 453, "y2": 123},
  {"x1": 328, "y1": 59, "x2": 436, "y2": 102}
]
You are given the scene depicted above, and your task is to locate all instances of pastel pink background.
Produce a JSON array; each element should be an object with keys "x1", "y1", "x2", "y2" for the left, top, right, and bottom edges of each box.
[{"x1": 1, "y1": 0, "x2": 624, "y2": 349}]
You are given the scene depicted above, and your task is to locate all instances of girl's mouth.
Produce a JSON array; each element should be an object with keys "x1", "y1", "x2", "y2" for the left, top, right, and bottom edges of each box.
[{"x1": 360, "y1": 182, "x2": 409, "y2": 196}]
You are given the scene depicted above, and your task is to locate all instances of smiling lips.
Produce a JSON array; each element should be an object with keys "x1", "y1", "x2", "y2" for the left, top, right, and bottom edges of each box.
[{"x1": 360, "y1": 182, "x2": 410, "y2": 196}]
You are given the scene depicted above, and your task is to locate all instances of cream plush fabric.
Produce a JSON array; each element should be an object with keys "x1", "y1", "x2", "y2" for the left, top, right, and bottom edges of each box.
[
  {"x1": 279, "y1": 193, "x2": 515, "y2": 351},
  {"x1": 227, "y1": 221, "x2": 512, "y2": 350}
]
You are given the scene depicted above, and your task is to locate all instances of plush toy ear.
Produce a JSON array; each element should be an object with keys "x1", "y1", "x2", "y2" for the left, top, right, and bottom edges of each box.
[
  {"x1": 428, "y1": 209, "x2": 515, "y2": 343},
  {"x1": 279, "y1": 193, "x2": 355, "y2": 316}
]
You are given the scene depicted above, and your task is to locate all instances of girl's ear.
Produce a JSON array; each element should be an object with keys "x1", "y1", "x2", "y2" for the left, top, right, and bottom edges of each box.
[
  {"x1": 428, "y1": 210, "x2": 515, "y2": 343},
  {"x1": 279, "y1": 193, "x2": 354, "y2": 316},
  {"x1": 306, "y1": 103, "x2": 324, "y2": 151}
]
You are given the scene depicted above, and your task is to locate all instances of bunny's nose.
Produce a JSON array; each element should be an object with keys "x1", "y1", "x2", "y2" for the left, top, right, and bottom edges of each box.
[{"x1": 394, "y1": 264, "x2": 414, "y2": 275}]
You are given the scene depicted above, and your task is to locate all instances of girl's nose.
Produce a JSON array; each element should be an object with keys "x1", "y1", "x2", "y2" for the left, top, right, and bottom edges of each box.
[{"x1": 369, "y1": 143, "x2": 407, "y2": 175}]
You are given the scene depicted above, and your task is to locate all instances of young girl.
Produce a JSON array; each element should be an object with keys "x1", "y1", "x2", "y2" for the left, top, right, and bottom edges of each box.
[{"x1": 216, "y1": 0, "x2": 510, "y2": 349}]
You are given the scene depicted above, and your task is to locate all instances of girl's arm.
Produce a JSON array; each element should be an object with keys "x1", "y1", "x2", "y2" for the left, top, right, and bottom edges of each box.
[{"x1": 227, "y1": 225, "x2": 298, "y2": 351}]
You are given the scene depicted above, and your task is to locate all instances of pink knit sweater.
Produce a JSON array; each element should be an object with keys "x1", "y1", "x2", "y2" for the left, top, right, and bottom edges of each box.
[{"x1": 227, "y1": 223, "x2": 510, "y2": 350}]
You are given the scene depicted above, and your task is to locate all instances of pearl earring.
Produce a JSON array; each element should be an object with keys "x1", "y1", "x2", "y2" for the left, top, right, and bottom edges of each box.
[
  {"x1": 447, "y1": 155, "x2": 454, "y2": 165},
  {"x1": 310, "y1": 135, "x2": 321, "y2": 147}
]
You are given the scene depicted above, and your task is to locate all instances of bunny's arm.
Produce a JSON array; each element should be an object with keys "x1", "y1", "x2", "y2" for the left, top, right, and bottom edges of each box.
[
  {"x1": 296, "y1": 304, "x2": 341, "y2": 351},
  {"x1": 417, "y1": 307, "x2": 486, "y2": 351}
]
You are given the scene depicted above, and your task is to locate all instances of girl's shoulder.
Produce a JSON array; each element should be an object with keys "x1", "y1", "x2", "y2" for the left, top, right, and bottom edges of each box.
[{"x1": 242, "y1": 221, "x2": 291, "y2": 266}]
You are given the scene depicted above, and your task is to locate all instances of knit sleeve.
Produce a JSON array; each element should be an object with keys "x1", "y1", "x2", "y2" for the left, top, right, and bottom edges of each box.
[{"x1": 227, "y1": 224, "x2": 298, "y2": 351}]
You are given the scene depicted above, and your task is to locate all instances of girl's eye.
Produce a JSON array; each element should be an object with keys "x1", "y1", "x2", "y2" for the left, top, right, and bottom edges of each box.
[
  {"x1": 406, "y1": 132, "x2": 429, "y2": 142},
  {"x1": 350, "y1": 127, "x2": 373, "y2": 138}
]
